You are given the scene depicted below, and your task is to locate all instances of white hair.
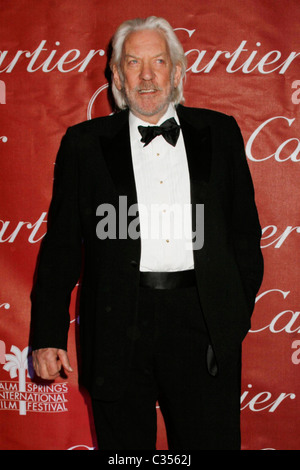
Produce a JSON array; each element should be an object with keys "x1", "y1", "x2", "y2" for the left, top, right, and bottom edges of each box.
[{"x1": 109, "y1": 16, "x2": 187, "y2": 109}]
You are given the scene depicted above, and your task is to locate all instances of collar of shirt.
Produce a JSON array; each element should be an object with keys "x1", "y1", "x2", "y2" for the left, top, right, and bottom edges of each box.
[{"x1": 129, "y1": 103, "x2": 180, "y2": 147}]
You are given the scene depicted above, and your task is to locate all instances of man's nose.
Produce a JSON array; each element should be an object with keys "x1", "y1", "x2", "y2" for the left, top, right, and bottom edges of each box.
[{"x1": 140, "y1": 62, "x2": 155, "y2": 80}]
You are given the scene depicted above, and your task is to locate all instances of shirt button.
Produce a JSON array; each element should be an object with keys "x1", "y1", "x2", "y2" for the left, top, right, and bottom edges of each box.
[
  {"x1": 160, "y1": 180, "x2": 163, "y2": 184},
  {"x1": 166, "y1": 239, "x2": 169, "y2": 243}
]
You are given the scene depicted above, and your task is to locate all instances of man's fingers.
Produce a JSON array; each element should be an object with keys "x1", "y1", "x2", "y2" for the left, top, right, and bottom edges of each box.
[
  {"x1": 33, "y1": 349, "x2": 59, "y2": 379},
  {"x1": 57, "y1": 349, "x2": 73, "y2": 372},
  {"x1": 32, "y1": 348, "x2": 72, "y2": 380},
  {"x1": 46, "y1": 356, "x2": 62, "y2": 378}
]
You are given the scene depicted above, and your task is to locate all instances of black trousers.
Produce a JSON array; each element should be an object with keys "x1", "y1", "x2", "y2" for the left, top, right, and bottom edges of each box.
[{"x1": 92, "y1": 284, "x2": 241, "y2": 450}]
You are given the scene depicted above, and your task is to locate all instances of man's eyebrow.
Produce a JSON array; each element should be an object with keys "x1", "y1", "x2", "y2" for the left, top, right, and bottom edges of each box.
[
  {"x1": 124, "y1": 54, "x2": 140, "y2": 59},
  {"x1": 153, "y1": 53, "x2": 169, "y2": 60}
]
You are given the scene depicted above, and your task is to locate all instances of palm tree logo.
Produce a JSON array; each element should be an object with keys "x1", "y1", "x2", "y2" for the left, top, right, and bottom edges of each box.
[{"x1": 3, "y1": 345, "x2": 30, "y2": 415}]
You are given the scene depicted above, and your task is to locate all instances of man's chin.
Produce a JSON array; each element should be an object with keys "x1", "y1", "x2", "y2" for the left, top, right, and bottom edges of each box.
[{"x1": 131, "y1": 101, "x2": 170, "y2": 121}]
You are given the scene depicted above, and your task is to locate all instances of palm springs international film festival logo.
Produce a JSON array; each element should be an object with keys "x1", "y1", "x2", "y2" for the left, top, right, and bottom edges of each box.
[{"x1": 0, "y1": 341, "x2": 68, "y2": 415}]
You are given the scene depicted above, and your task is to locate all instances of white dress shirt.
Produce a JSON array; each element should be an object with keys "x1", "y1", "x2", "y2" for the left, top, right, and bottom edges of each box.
[{"x1": 129, "y1": 104, "x2": 194, "y2": 272}]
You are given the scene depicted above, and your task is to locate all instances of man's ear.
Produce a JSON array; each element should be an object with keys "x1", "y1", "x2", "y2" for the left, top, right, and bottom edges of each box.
[
  {"x1": 112, "y1": 64, "x2": 122, "y2": 91},
  {"x1": 173, "y1": 63, "x2": 182, "y2": 89}
]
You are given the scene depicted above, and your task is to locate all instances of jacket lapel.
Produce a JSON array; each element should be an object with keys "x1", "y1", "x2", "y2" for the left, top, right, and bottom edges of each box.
[
  {"x1": 177, "y1": 106, "x2": 212, "y2": 246},
  {"x1": 177, "y1": 105, "x2": 212, "y2": 204},
  {"x1": 98, "y1": 110, "x2": 138, "y2": 209}
]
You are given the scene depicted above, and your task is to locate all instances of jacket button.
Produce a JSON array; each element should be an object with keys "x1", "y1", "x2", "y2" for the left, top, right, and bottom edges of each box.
[{"x1": 130, "y1": 260, "x2": 138, "y2": 268}]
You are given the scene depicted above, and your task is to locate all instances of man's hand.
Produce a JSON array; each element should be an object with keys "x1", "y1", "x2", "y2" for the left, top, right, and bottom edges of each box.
[{"x1": 32, "y1": 348, "x2": 73, "y2": 380}]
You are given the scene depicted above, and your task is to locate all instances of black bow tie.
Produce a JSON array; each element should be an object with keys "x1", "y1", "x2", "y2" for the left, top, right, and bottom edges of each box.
[{"x1": 138, "y1": 117, "x2": 180, "y2": 147}]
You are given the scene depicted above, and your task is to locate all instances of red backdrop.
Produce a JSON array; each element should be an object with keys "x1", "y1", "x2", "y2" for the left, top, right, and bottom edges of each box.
[{"x1": 1, "y1": 0, "x2": 299, "y2": 450}]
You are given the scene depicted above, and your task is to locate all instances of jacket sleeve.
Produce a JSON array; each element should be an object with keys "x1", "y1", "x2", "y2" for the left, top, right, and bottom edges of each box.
[
  {"x1": 30, "y1": 128, "x2": 82, "y2": 351},
  {"x1": 229, "y1": 116, "x2": 264, "y2": 314}
]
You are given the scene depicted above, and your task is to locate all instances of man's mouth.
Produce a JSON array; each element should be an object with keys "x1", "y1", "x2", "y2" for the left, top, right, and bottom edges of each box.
[
  {"x1": 138, "y1": 89, "x2": 157, "y2": 94},
  {"x1": 136, "y1": 84, "x2": 162, "y2": 95}
]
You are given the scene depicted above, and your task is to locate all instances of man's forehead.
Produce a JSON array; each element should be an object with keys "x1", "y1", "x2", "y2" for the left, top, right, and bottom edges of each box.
[{"x1": 123, "y1": 29, "x2": 169, "y2": 54}]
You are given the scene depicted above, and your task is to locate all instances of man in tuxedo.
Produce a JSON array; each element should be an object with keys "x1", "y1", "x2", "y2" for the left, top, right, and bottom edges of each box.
[{"x1": 31, "y1": 16, "x2": 263, "y2": 450}]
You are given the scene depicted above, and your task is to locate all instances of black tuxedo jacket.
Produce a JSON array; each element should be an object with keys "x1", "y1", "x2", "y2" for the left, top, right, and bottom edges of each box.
[{"x1": 31, "y1": 105, "x2": 263, "y2": 400}]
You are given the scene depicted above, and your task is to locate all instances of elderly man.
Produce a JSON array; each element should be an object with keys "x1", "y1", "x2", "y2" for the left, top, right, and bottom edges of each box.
[{"x1": 31, "y1": 16, "x2": 263, "y2": 450}]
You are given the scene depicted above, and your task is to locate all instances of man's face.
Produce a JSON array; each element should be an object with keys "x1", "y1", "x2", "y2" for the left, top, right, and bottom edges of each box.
[{"x1": 113, "y1": 29, "x2": 182, "y2": 124}]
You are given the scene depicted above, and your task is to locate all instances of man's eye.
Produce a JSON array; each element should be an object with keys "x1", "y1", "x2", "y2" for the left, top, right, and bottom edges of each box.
[{"x1": 128, "y1": 59, "x2": 138, "y2": 65}]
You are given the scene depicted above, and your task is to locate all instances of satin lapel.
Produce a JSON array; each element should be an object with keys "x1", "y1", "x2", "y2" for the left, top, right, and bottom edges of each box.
[
  {"x1": 177, "y1": 106, "x2": 212, "y2": 253},
  {"x1": 98, "y1": 110, "x2": 138, "y2": 208},
  {"x1": 177, "y1": 109, "x2": 212, "y2": 204}
]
